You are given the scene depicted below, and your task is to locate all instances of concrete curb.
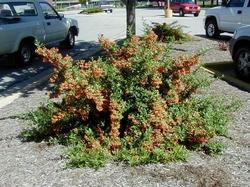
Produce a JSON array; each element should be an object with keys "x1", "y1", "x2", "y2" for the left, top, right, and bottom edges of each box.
[{"x1": 202, "y1": 62, "x2": 250, "y2": 92}]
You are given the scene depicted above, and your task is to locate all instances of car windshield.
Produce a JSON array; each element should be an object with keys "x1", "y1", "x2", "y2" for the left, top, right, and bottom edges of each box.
[
  {"x1": 182, "y1": 0, "x2": 195, "y2": 4},
  {"x1": 0, "y1": 3, "x2": 14, "y2": 17}
]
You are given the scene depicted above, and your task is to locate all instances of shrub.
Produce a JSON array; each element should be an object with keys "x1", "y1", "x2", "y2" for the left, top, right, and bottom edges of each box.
[
  {"x1": 80, "y1": 7, "x2": 103, "y2": 14},
  {"x1": 24, "y1": 32, "x2": 237, "y2": 168},
  {"x1": 151, "y1": 22, "x2": 192, "y2": 42}
]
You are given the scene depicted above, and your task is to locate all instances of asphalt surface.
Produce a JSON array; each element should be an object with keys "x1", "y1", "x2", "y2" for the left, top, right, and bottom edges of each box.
[
  {"x1": 0, "y1": 42, "x2": 100, "y2": 97},
  {"x1": 65, "y1": 8, "x2": 207, "y2": 42}
]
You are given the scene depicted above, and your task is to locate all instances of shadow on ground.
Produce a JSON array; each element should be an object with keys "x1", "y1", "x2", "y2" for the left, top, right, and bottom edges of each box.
[
  {"x1": 155, "y1": 13, "x2": 198, "y2": 18},
  {"x1": 203, "y1": 61, "x2": 250, "y2": 92},
  {"x1": 0, "y1": 41, "x2": 100, "y2": 98},
  {"x1": 195, "y1": 34, "x2": 232, "y2": 42}
]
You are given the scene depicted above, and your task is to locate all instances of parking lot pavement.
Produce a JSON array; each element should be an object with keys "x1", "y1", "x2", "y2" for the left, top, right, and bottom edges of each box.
[
  {"x1": 0, "y1": 57, "x2": 51, "y2": 93},
  {"x1": 0, "y1": 41, "x2": 100, "y2": 98},
  {"x1": 66, "y1": 8, "x2": 206, "y2": 42}
]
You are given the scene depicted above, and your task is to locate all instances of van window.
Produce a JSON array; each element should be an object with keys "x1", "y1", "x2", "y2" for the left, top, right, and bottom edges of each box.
[
  {"x1": 11, "y1": 2, "x2": 37, "y2": 16},
  {"x1": 39, "y1": 2, "x2": 59, "y2": 19},
  {"x1": 228, "y1": 0, "x2": 245, "y2": 7}
]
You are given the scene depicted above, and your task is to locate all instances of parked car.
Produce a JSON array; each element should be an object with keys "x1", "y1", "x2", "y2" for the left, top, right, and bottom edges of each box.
[
  {"x1": 204, "y1": 0, "x2": 250, "y2": 38},
  {"x1": 170, "y1": 0, "x2": 201, "y2": 17},
  {"x1": 0, "y1": 0, "x2": 79, "y2": 66},
  {"x1": 230, "y1": 25, "x2": 250, "y2": 81},
  {"x1": 99, "y1": 1, "x2": 114, "y2": 13}
]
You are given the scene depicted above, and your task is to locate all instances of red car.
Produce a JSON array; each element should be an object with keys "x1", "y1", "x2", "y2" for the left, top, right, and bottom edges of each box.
[{"x1": 170, "y1": 0, "x2": 201, "y2": 17}]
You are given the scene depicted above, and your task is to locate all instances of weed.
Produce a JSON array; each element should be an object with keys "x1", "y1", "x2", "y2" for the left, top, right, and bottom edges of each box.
[
  {"x1": 149, "y1": 22, "x2": 192, "y2": 43},
  {"x1": 218, "y1": 42, "x2": 229, "y2": 51},
  {"x1": 203, "y1": 140, "x2": 225, "y2": 155}
]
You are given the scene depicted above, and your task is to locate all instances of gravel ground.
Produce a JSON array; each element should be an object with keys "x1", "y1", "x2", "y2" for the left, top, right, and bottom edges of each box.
[{"x1": 0, "y1": 37, "x2": 249, "y2": 187}]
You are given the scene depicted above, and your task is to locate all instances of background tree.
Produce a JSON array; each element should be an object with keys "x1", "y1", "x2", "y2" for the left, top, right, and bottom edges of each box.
[{"x1": 79, "y1": 0, "x2": 89, "y2": 5}]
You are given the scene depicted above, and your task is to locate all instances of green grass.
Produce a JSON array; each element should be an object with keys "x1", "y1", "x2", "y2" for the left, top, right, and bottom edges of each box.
[
  {"x1": 80, "y1": 7, "x2": 103, "y2": 14},
  {"x1": 203, "y1": 140, "x2": 225, "y2": 155}
]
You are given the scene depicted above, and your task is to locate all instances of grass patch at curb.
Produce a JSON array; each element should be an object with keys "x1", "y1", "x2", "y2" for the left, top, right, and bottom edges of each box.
[{"x1": 80, "y1": 7, "x2": 103, "y2": 14}]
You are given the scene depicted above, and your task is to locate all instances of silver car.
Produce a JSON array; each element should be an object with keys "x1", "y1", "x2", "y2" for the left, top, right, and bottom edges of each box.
[{"x1": 230, "y1": 25, "x2": 250, "y2": 81}]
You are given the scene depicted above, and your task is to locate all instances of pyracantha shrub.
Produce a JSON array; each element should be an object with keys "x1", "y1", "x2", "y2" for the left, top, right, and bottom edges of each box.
[{"x1": 26, "y1": 32, "x2": 236, "y2": 168}]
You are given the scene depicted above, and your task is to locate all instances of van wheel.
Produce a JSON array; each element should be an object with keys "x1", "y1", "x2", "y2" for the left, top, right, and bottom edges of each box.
[
  {"x1": 14, "y1": 41, "x2": 34, "y2": 66},
  {"x1": 179, "y1": 9, "x2": 184, "y2": 17},
  {"x1": 64, "y1": 30, "x2": 75, "y2": 49},
  {"x1": 205, "y1": 19, "x2": 220, "y2": 38},
  {"x1": 234, "y1": 46, "x2": 250, "y2": 81}
]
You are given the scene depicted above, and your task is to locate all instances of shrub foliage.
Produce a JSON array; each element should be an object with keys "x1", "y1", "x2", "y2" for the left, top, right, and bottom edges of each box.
[
  {"x1": 80, "y1": 7, "x2": 103, "y2": 14},
  {"x1": 151, "y1": 22, "x2": 192, "y2": 42},
  {"x1": 25, "y1": 32, "x2": 236, "y2": 168}
]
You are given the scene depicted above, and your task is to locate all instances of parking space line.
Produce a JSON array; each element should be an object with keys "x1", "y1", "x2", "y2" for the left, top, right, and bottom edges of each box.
[
  {"x1": 0, "y1": 92, "x2": 22, "y2": 109},
  {"x1": 0, "y1": 69, "x2": 52, "y2": 109}
]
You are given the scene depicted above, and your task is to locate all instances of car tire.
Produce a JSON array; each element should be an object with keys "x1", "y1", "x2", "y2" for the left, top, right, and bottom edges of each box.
[
  {"x1": 194, "y1": 13, "x2": 199, "y2": 17},
  {"x1": 205, "y1": 19, "x2": 220, "y2": 38},
  {"x1": 64, "y1": 30, "x2": 75, "y2": 49},
  {"x1": 14, "y1": 41, "x2": 34, "y2": 67},
  {"x1": 234, "y1": 46, "x2": 250, "y2": 81},
  {"x1": 179, "y1": 9, "x2": 184, "y2": 17}
]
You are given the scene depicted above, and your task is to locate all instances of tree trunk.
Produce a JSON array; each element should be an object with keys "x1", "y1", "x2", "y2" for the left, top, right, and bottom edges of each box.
[
  {"x1": 157, "y1": 0, "x2": 160, "y2": 7},
  {"x1": 120, "y1": 0, "x2": 136, "y2": 38},
  {"x1": 126, "y1": 0, "x2": 136, "y2": 37}
]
